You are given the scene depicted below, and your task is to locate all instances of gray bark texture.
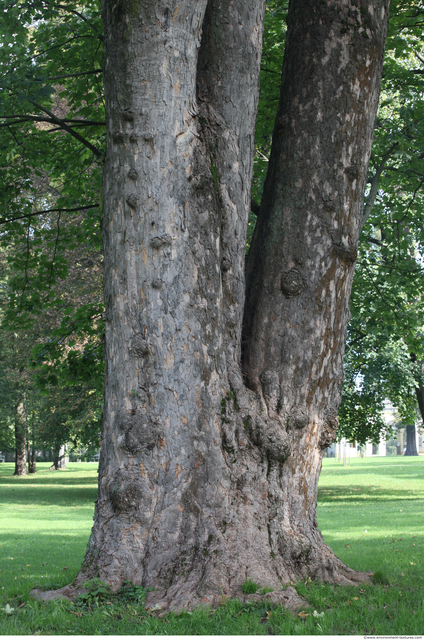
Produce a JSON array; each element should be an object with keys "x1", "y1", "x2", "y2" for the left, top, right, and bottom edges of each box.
[{"x1": 34, "y1": 0, "x2": 390, "y2": 611}]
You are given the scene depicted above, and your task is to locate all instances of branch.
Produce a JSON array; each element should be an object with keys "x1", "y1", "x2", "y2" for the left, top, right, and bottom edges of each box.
[
  {"x1": 260, "y1": 66, "x2": 280, "y2": 75},
  {"x1": 362, "y1": 142, "x2": 399, "y2": 228},
  {"x1": 0, "y1": 115, "x2": 106, "y2": 128},
  {"x1": 362, "y1": 236, "x2": 382, "y2": 246},
  {"x1": 36, "y1": 69, "x2": 102, "y2": 81},
  {"x1": 0, "y1": 205, "x2": 99, "y2": 226},
  {"x1": 45, "y1": 1, "x2": 103, "y2": 41},
  {"x1": 29, "y1": 102, "x2": 103, "y2": 158},
  {"x1": 250, "y1": 199, "x2": 261, "y2": 216}
]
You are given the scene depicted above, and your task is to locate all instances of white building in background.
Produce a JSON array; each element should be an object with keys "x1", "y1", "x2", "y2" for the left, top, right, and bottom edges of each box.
[{"x1": 326, "y1": 399, "x2": 424, "y2": 458}]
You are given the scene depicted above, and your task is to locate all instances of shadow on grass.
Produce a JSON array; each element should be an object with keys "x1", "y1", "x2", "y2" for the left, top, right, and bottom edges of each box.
[
  {"x1": 317, "y1": 485, "x2": 422, "y2": 503},
  {"x1": 321, "y1": 457, "x2": 424, "y2": 480},
  {"x1": 0, "y1": 486, "x2": 98, "y2": 507},
  {"x1": 0, "y1": 466, "x2": 98, "y2": 506}
]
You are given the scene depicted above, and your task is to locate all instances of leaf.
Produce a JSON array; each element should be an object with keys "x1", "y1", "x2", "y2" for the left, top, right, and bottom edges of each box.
[{"x1": 3, "y1": 604, "x2": 15, "y2": 614}]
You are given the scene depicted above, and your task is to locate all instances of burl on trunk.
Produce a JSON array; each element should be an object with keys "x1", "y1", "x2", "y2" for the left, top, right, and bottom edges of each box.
[{"x1": 34, "y1": 0, "x2": 389, "y2": 611}]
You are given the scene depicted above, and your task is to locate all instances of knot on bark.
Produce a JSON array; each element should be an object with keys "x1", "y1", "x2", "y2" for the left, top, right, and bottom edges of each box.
[
  {"x1": 126, "y1": 193, "x2": 139, "y2": 209},
  {"x1": 129, "y1": 334, "x2": 149, "y2": 358},
  {"x1": 281, "y1": 269, "x2": 305, "y2": 297},
  {"x1": 118, "y1": 410, "x2": 162, "y2": 453},
  {"x1": 260, "y1": 370, "x2": 279, "y2": 395},
  {"x1": 221, "y1": 256, "x2": 231, "y2": 273},
  {"x1": 345, "y1": 165, "x2": 360, "y2": 179},
  {"x1": 253, "y1": 418, "x2": 291, "y2": 463},
  {"x1": 288, "y1": 407, "x2": 309, "y2": 429},
  {"x1": 122, "y1": 110, "x2": 134, "y2": 123},
  {"x1": 319, "y1": 408, "x2": 338, "y2": 450},
  {"x1": 332, "y1": 242, "x2": 357, "y2": 266},
  {"x1": 109, "y1": 469, "x2": 145, "y2": 513},
  {"x1": 112, "y1": 131, "x2": 126, "y2": 143},
  {"x1": 150, "y1": 234, "x2": 173, "y2": 248},
  {"x1": 128, "y1": 168, "x2": 138, "y2": 180},
  {"x1": 152, "y1": 278, "x2": 164, "y2": 289}
]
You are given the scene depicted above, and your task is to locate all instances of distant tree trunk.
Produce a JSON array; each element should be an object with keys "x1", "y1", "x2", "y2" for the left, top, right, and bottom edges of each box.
[
  {"x1": 14, "y1": 400, "x2": 27, "y2": 476},
  {"x1": 52, "y1": 444, "x2": 66, "y2": 470},
  {"x1": 404, "y1": 424, "x2": 418, "y2": 456},
  {"x1": 28, "y1": 418, "x2": 37, "y2": 473},
  {"x1": 36, "y1": 0, "x2": 390, "y2": 610},
  {"x1": 28, "y1": 447, "x2": 36, "y2": 473}
]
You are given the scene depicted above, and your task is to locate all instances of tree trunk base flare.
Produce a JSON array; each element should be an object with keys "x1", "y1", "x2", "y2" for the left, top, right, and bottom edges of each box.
[{"x1": 31, "y1": 384, "x2": 370, "y2": 612}]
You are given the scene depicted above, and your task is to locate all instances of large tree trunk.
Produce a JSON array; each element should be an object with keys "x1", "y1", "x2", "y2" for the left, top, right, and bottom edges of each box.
[
  {"x1": 33, "y1": 0, "x2": 389, "y2": 610},
  {"x1": 242, "y1": 0, "x2": 389, "y2": 585},
  {"x1": 14, "y1": 400, "x2": 27, "y2": 477}
]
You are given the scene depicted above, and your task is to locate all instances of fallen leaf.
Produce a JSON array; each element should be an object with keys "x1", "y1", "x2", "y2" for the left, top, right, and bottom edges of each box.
[
  {"x1": 3, "y1": 604, "x2": 14, "y2": 615},
  {"x1": 345, "y1": 544, "x2": 350, "y2": 548},
  {"x1": 63, "y1": 567, "x2": 70, "y2": 570},
  {"x1": 353, "y1": 597, "x2": 359, "y2": 600},
  {"x1": 359, "y1": 589, "x2": 366, "y2": 594},
  {"x1": 410, "y1": 562, "x2": 416, "y2": 565},
  {"x1": 298, "y1": 611, "x2": 308, "y2": 619}
]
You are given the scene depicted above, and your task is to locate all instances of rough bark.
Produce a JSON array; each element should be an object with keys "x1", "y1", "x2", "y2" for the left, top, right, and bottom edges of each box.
[
  {"x1": 242, "y1": 0, "x2": 389, "y2": 584},
  {"x1": 404, "y1": 424, "x2": 418, "y2": 456},
  {"x1": 14, "y1": 400, "x2": 27, "y2": 477},
  {"x1": 33, "y1": 0, "x2": 389, "y2": 610}
]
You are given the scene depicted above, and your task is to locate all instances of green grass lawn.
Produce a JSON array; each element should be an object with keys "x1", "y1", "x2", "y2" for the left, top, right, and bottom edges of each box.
[{"x1": 0, "y1": 457, "x2": 423, "y2": 635}]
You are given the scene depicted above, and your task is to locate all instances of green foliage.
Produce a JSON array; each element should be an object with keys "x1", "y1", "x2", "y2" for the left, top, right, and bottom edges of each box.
[
  {"x1": 339, "y1": 1, "x2": 424, "y2": 442},
  {"x1": 0, "y1": 0, "x2": 105, "y2": 395},
  {"x1": 78, "y1": 579, "x2": 112, "y2": 607},
  {"x1": 241, "y1": 579, "x2": 260, "y2": 595}
]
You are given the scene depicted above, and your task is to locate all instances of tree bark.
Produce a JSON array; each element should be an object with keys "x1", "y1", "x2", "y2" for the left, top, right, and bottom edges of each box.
[
  {"x1": 34, "y1": 0, "x2": 389, "y2": 610},
  {"x1": 14, "y1": 400, "x2": 27, "y2": 476},
  {"x1": 242, "y1": 0, "x2": 389, "y2": 584},
  {"x1": 404, "y1": 424, "x2": 418, "y2": 456}
]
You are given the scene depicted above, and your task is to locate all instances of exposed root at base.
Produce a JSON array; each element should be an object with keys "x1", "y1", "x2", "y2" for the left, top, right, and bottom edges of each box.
[
  {"x1": 30, "y1": 583, "x2": 308, "y2": 616},
  {"x1": 30, "y1": 585, "x2": 79, "y2": 602}
]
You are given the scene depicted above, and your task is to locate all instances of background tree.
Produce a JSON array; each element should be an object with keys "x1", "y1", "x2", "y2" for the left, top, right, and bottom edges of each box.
[{"x1": 317, "y1": 0, "x2": 424, "y2": 450}]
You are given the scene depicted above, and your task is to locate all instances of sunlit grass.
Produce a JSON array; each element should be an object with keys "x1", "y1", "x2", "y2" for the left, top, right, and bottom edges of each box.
[
  {"x1": 0, "y1": 457, "x2": 423, "y2": 634},
  {"x1": 0, "y1": 463, "x2": 98, "y2": 601}
]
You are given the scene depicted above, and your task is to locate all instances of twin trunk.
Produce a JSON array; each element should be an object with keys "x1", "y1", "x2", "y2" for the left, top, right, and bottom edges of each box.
[{"x1": 70, "y1": 0, "x2": 389, "y2": 610}]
